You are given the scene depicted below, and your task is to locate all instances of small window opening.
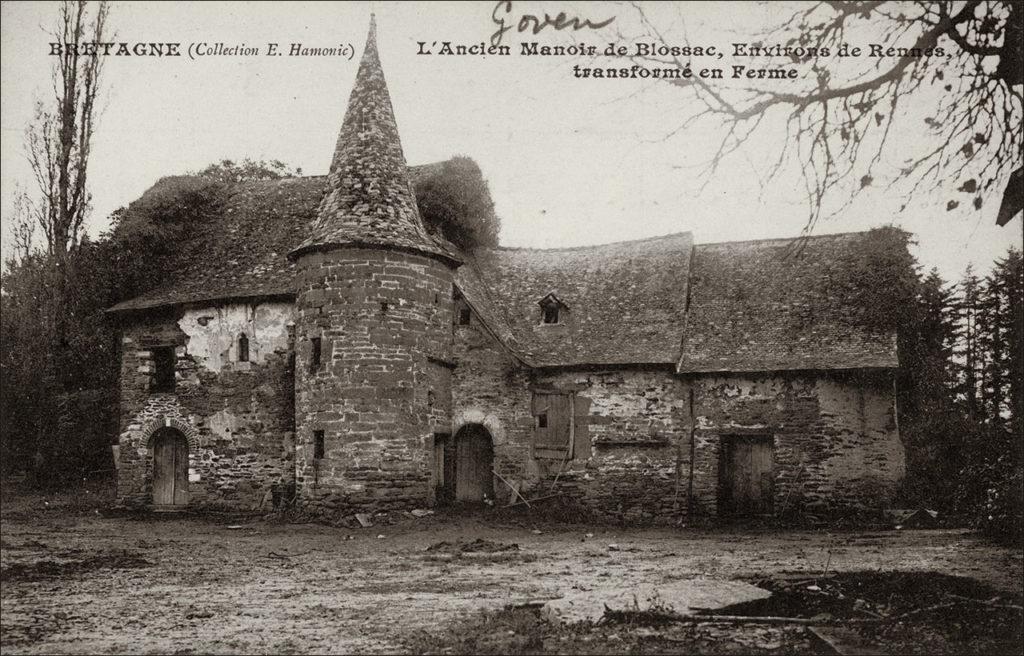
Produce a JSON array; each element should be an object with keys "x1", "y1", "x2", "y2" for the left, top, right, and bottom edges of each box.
[
  {"x1": 310, "y1": 337, "x2": 322, "y2": 371},
  {"x1": 537, "y1": 412, "x2": 548, "y2": 429},
  {"x1": 542, "y1": 305, "x2": 560, "y2": 324},
  {"x1": 458, "y1": 306, "x2": 472, "y2": 325},
  {"x1": 237, "y1": 333, "x2": 249, "y2": 362},
  {"x1": 313, "y1": 430, "x2": 325, "y2": 460},
  {"x1": 151, "y1": 346, "x2": 176, "y2": 393},
  {"x1": 380, "y1": 301, "x2": 389, "y2": 314}
]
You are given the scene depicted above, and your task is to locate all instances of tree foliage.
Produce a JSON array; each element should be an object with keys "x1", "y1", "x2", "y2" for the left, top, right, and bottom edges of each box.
[
  {"x1": 897, "y1": 247, "x2": 1023, "y2": 542},
  {"x1": 414, "y1": 156, "x2": 501, "y2": 251},
  {"x1": 628, "y1": 1, "x2": 1022, "y2": 230},
  {"x1": 194, "y1": 158, "x2": 301, "y2": 185}
]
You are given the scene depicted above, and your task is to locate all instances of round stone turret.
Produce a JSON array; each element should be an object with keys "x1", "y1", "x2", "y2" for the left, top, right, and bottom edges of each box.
[{"x1": 291, "y1": 17, "x2": 458, "y2": 513}]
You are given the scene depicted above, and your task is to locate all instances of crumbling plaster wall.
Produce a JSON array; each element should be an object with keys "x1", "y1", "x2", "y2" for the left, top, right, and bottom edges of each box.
[{"x1": 116, "y1": 302, "x2": 296, "y2": 509}]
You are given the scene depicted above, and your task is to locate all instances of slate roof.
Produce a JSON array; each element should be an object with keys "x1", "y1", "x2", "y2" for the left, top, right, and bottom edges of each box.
[
  {"x1": 677, "y1": 234, "x2": 899, "y2": 373},
  {"x1": 290, "y1": 17, "x2": 456, "y2": 265},
  {"x1": 462, "y1": 234, "x2": 694, "y2": 367},
  {"x1": 107, "y1": 166, "x2": 442, "y2": 313},
  {"x1": 109, "y1": 193, "x2": 899, "y2": 371}
]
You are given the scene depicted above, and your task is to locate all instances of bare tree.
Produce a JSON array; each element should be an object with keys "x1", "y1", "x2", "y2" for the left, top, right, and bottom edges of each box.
[
  {"x1": 624, "y1": 1, "x2": 1022, "y2": 231},
  {"x1": 25, "y1": 0, "x2": 110, "y2": 258}
]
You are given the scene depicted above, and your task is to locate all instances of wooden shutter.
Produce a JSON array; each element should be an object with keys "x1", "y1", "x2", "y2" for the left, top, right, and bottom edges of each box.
[{"x1": 532, "y1": 392, "x2": 573, "y2": 459}]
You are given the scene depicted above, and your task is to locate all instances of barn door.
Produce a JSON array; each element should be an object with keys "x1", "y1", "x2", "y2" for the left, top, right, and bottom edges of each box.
[
  {"x1": 720, "y1": 435, "x2": 773, "y2": 514},
  {"x1": 454, "y1": 425, "x2": 494, "y2": 503},
  {"x1": 153, "y1": 430, "x2": 189, "y2": 507}
]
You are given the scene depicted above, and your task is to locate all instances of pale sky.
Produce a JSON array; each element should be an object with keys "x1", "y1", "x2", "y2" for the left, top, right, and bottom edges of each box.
[{"x1": 1, "y1": 1, "x2": 1020, "y2": 281}]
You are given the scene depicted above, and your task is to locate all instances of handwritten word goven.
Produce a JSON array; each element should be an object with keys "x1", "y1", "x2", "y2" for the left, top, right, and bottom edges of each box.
[{"x1": 490, "y1": 1, "x2": 614, "y2": 47}]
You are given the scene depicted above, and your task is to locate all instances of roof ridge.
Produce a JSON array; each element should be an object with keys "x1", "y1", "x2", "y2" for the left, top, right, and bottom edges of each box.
[
  {"x1": 490, "y1": 231, "x2": 693, "y2": 253},
  {"x1": 694, "y1": 230, "x2": 873, "y2": 247}
]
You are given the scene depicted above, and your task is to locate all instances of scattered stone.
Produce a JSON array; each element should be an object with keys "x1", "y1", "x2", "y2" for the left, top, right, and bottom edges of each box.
[
  {"x1": 531, "y1": 529, "x2": 542, "y2": 535},
  {"x1": 608, "y1": 543, "x2": 620, "y2": 551},
  {"x1": 227, "y1": 525, "x2": 243, "y2": 530},
  {"x1": 355, "y1": 513, "x2": 373, "y2": 528},
  {"x1": 410, "y1": 509, "x2": 433, "y2": 518},
  {"x1": 376, "y1": 534, "x2": 386, "y2": 539},
  {"x1": 585, "y1": 533, "x2": 594, "y2": 539}
]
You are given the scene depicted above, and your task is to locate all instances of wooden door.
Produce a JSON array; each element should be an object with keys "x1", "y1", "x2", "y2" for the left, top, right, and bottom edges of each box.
[
  {"x1": 455, "y1": 426, "x2": 494, "y2": 503},
  {"x1": 153, "y1": 430, "x2": 189, "y2": 507},
  {"x1": 720, "y1": 436, "x2": 773, "y2": 514}
]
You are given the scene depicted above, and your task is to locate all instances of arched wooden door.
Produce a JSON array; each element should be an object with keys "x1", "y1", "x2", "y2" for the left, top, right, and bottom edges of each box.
[
  {"x1": 454, "y1": 424, "x2": 494, "y2": 503},
  {"x1": 152, "y1": 429, "x2": 189, "y2": 507}
]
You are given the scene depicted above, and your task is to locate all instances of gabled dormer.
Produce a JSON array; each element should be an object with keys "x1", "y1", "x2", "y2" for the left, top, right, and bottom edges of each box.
[{"x1": 538, "y1": 292, "x2": 568, "y2": 325}]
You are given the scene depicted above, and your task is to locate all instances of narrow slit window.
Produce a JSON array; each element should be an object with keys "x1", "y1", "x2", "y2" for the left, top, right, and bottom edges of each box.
[
  {"x1": 237, "y1": 333, "x2": 249, "y2": 362},
  {"x1": 313, "y1": 430, "x2": 325, "y2": 460},
  {"x1": 151, "y1": 347, "x2": 176, "y2": 393},
  {"x1": 537, "y1": 412, "x2": 548, "y2": 429},
  {"x1": 310, "y1": 337, "x2": 322, "y2": 372}
]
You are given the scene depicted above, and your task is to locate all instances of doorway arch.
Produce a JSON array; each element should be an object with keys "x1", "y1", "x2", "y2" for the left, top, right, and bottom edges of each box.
[
  {"x1": 453, "y1": 424, "x2": 494, "y2": 504},
  {"x1": 151, "y1": 428, "x2": 189, "y2": 507}
]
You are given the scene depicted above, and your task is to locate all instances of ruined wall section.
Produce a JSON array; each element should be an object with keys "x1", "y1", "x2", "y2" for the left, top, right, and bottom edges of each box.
[
  {"x1": 116, "y1": 302, "x2": 297, "y2": 509},
  {"x1": 690, "y1": 371, "x2": 904, "y2": 515},
  {"x1": 293, "y1": 248, "x2": 454, "y2": 516}
]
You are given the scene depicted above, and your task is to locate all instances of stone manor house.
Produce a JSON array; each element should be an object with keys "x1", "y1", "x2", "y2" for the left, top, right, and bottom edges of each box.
[{"x1": 108, "y1": 20, "x2": 906, "y2": 522}]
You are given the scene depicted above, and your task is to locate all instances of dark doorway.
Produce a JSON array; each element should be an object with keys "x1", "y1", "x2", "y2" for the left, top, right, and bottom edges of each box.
[
  {"x1": 433, "y1": 432, "x2": 455, "y2": 505},
  {"x1": 152, "y1": 428, "x2": 189, "y2": 507},
  {"x1": 718, "y1": 435, "x2": 773, "y2": 515},
  {"x1": 451, "y1": 424, "x2": 494, "y2": 504}
]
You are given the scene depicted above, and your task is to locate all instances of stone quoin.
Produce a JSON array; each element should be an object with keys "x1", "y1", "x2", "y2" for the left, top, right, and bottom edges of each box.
[{"x1": 107, "y1": 16, "x2": 906, "y2": 523}]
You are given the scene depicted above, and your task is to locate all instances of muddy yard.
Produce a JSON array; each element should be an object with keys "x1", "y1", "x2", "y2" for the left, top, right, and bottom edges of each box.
[{"x1": 2, "y1": 485, "x2": 1021, "y2": 655}]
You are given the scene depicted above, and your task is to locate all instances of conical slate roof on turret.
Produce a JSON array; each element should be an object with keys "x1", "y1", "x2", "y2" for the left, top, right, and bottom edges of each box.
[{"x1": 289, "y1": 17, "x2": 458, "y2": 265}]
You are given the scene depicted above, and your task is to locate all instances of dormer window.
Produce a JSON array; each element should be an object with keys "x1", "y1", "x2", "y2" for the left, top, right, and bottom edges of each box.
[{"x1": 538, "y1": 293, "x2": 567, "y2": 325}]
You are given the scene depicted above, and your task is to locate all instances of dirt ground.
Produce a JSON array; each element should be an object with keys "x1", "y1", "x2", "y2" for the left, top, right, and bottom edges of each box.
[{"x1": 2, "y1": 482, "x2": 1022, "y2": 655}]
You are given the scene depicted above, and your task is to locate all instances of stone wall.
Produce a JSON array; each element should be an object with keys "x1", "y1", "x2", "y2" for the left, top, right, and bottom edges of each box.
[
  {"x1": 113, "y1": 286, "x2": 904, "y2": 522},
  {"x1": 449, "y1": 311, "x2": 904, "y2": 522},
  {"x1": 690, "y1": 371, "x2": 904, "y2": 515},
  {"x1": 529, "y1": 369, "x2": 692, "y2": 524},
  {"x1": 116, "y1": 302, "x2": 296, "y2": 509},
  {"x1": 293, "y1": 248, "x2": 454, "y2": 516},
  {"x1": 450, "y1": 307, "x2": 535, "y2": 501}
]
